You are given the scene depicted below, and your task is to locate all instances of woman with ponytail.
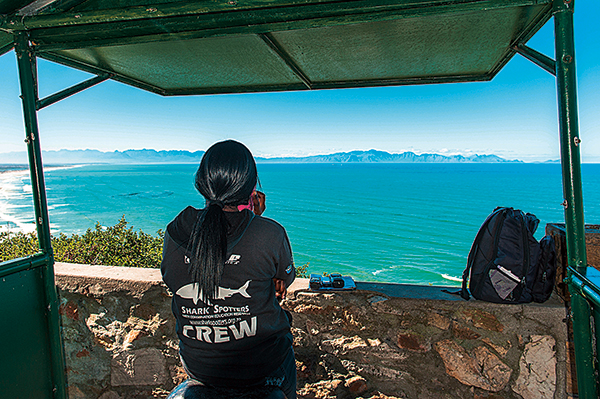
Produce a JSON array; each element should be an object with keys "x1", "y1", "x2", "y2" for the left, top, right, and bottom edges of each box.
[{"x1": 161, "y1": 140, "x2": 296, "y2": 398}]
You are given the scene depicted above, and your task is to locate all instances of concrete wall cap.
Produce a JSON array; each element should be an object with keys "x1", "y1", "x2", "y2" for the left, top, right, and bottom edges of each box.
[{"x1": 55, "y1": 262, "x2": 162, "y2": 282}]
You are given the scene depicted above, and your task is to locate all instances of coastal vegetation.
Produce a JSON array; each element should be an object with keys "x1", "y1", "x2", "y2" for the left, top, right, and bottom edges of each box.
[
  {"x1": 0, "y1": 216, "x2": 163, "y2": 267},
  {"x1": 0, "y1": 216, "x2": 309, "y2": 277}
]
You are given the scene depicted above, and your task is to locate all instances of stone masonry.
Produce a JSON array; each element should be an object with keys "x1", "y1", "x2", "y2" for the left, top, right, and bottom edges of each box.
[{"x1": 55, "y1": 263, "x2": 571, "y2": 399}]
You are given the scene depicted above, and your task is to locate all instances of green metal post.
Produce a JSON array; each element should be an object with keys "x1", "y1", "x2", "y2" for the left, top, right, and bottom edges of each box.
[
  {"x1": 594, "y1": 305, "x2": 600, "y2": 368},
  {"x1": 554, "y1": 0, "x2": 598, "y2": 397},
  {"x1": 15, "y1": 32, "x2": 67, "y2": 399}
]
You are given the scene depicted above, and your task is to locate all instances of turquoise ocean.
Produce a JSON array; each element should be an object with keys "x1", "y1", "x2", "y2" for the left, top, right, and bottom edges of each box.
[{"x1": 1, "y1": 163, "x2": 599, "y2": 286}]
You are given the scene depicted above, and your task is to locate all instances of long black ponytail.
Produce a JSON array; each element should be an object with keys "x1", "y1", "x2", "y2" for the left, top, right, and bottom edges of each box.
[{"x1": 188, "y1": 140, "x2": 257, "y2": 302}]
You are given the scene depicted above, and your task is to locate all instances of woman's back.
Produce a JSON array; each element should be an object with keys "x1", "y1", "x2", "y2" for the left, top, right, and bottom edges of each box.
[
  {"x1": 161, "y1": 141, "x2": 296, "y2": 397},
  {"x1": 162, "y1": 207, "x2": 294, "y2": 385}
]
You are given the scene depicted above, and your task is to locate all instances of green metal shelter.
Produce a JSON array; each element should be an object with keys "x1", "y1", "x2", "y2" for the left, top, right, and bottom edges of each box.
[{"x1": 0, "y1": 0, "x2": 595, "y2": 397}]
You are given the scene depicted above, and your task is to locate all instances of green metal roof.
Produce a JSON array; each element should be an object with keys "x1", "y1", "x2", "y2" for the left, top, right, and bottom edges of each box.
[{"x1": 0, "y1": 0, "x2": 553, "y2": 95}]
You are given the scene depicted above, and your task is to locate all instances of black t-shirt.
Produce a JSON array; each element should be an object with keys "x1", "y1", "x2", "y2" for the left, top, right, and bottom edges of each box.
[{"x1": 161, "y1": 207, "x2": 295, "y2": 386}]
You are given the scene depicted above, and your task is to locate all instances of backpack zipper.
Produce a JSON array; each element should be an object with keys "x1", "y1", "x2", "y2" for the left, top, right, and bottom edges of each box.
[
  {"x1": 496, "y1": 265, "x2": 522, "y2": 283},
  {"x1": 519, "y1": 212, "x2": 530, "y2": 300}
]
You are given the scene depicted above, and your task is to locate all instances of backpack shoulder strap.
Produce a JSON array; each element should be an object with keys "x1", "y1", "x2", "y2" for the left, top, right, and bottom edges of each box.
[
  {"x1": 461, "y1": 233, "x2": 482, "y2": 300},
  {"x1": 461, "y1": 207, "x2": 508, "y2": 300}
]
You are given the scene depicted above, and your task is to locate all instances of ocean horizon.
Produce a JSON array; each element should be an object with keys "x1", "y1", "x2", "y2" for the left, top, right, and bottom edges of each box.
[
  {"x1": 0, "y1": 148, "x2": 563, "y2": 165},
  {"x1": 1, "y1": 163, "x2": 599, "y2": 286}
]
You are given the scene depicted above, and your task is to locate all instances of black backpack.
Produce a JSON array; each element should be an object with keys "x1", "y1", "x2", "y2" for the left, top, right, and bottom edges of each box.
[
  {"x1": 530, "y1": 235, "x2": 557, "y2": 302},
  {"x1": 460, "y1": 207, "x2": 556, "y2": 304}
]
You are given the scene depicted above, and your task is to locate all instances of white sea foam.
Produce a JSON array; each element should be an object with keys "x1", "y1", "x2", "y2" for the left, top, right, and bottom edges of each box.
[
  {"x1": 0, "y1": 169, "x2": 30, "y2": 178},
  {"x1": 441, "y1": 274, "x2": 462, "y2": 282},
  {"x1": 0, "y1": 164, "x2": 83, "y2": 177},
  {"x1": 5, "y1": 204, "x2": 30, "y2": 209},
  {"x1": 48, "y1": 203, "x2": 69, "y2": 210},
  {"x1": 0, "y1": 211, "x2": 37, "y2": 233},
  {"x1": 0, "y1": 164, "x2": 83, "y2": 234},
  {"x1": 45, "y1": 164, "x2": 86, "y2": 173},
  {"x1": 0, "y1": 169, "x2": 35, "y2": 233}
]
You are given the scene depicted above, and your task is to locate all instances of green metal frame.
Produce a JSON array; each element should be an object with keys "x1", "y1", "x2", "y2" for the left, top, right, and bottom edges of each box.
[
  {"x1": 513, "y1": 1, "x2": 600, "y2": 396},
  {"x1": 552, "y1": 0, "x2": 598, "y2": 397},
  {"x1": 511, "y1": 1, "x2": 598, "y2": 396},
  {"x1": 11, "y1": 31, "x2": 68, "y2": 399},
  {"x1": 0, "y1": 0, "x2": 597, "y2": 397}
]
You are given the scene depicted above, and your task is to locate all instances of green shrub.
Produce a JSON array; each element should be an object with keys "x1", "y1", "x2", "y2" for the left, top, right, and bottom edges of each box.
[
  {"x1": 295, "y1": 262, "x2": 309, "y2": 278},
  {"x1": 0, "y1": 216, "x2": 163, "y2": 268},
  {"x1": 0, "y1": 230, "x2": 39, "y2": 261}
]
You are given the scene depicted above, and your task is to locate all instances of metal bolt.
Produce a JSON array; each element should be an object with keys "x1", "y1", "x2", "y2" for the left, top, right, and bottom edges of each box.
[
  {"x1": 228, "y1": 1, "x2": 237, "y2": 5},
  {"x1": 24, "y1": 138, "x2": 30, "y2": 144},
  {"x1": 38, "y1": 217, "x2": 43, "y2": 224},
  {"x1": 574, "y1": 137, "x2": 581, "y2": 146},
  {"x1": 561, "y1": 200, "x2": 569, "y2": 209},
  {"x1": 563, "y1": 55, "x2": 573, "y2": 64}
]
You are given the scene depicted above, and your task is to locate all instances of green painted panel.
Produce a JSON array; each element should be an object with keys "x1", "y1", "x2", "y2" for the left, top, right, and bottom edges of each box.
[
  {"x1": 55, "y1": 35, "x2": 304, "y2": 90},
  {"x1": 0, "y1": 267, "x2": 54, "y2": 399},
  {"x1": 271, "y1": 5, "x2": 546, "y2": 83},
  {"x1": 0, "y1": 0, "x2": 29, "y2": 13},
  {"x1": 66, "y1": 0, "x2": 342, "y2": 13},
  {"x1": 1, "y1": 0, "x2": 553, "y2": 95},
  {"x1": 0, "y1": 32, "x2": 14, "y2": 56},
  {"x1": 38, "y1": 2, "x2": 550, "y2": 95}
]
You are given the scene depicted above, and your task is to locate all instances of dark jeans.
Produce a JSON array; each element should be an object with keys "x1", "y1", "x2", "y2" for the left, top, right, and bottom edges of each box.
[
  {"x1": 181, "y1": 347, "x2": 297, "y2": 399},
  {"x1": 264, "y1": 347, "x2": 297, "y2": 399}
]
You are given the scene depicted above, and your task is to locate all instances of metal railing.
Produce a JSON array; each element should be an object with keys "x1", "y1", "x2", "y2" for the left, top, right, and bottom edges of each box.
[{"x1": 566, "y1": 267, "x2": 600, "y2": 398}]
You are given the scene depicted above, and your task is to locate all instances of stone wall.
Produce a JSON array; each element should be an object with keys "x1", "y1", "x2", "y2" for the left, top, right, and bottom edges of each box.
[
  {"x1": 55, "y1": 263, "x2": 572, "y2": 399},
  {"x1": 288, "y1": 290, "x2": 570, "y2": 399},
  {"x1": 56, "y1": 263, "x2": 180, "y2": 399}
]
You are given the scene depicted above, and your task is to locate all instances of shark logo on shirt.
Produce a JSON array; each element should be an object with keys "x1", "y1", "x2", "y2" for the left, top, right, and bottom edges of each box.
[{"x1": 176, "y1": 280, "x2": 251, "y2": 305}]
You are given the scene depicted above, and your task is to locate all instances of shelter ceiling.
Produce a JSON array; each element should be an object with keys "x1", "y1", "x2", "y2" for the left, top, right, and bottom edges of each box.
[{"x1": 0, "y1": 0, "x2": 553, "y2": 95}]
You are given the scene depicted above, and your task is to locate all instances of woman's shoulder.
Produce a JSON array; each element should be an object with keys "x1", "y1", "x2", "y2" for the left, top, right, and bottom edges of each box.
[
  {"x1": 167, "y1": 206, "x2": 202, "y2": 243},
  {"x1": 252, "y1": 214, "x2": 288, "y2": 235},
  {"x1": 172, "y1": 206, "x2": 201, "y2": 225},
  {"x1": 179, "y1": 205, "x2": 201, "y2": 219}
]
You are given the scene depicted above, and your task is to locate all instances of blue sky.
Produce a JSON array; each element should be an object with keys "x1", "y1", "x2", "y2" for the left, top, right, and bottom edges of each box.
[{"x1": 0, "y1": 3, "x2": 599, "y2": 162}]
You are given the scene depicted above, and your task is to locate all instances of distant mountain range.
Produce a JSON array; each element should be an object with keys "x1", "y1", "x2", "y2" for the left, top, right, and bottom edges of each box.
[
  {"x1": 259, "y1": 150, "x2": 520, "y2": 163},
  {"x1": 0, "y1": 149, "x2": 521, "y2": 164},
  {"x1": 0, "y1": 149, "x2": 206, "y2": 165}
]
